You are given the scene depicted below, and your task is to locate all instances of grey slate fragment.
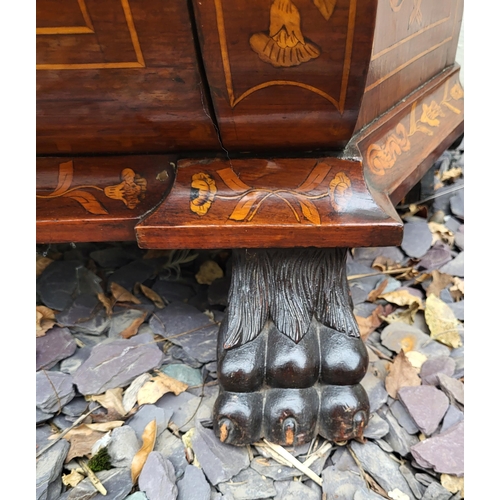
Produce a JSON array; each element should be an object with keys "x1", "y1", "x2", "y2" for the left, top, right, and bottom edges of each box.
[
  {"x1": 350, "y1": 441, "x2": 416, "y2": 499},
  {"x1": 361, "y1": 371, "x2": 388, "y2": 412},
  {"x1": 36, "y1": 439, "x2": 70, "y2": 500},
  {"x1": 107, "y1": 259, "x2": 159, "y2": 292},
  {"x1": 363, "y1": 413, "x2": 390, "y2": 440},
  {"x1": 454, "y1": 227, "x2": 464, "y2": 251},
  {"x1": 62, "y1": 397, "x2": 89, "y2": 417},
  {"x1": 73, "y1": 332, "x2": 163, "y2": 394},
  {"x1": 56, "y1": 293, "x2": 100, "y2": 328},
  {"x1": 415, "y1": 473, "x2": 439, "y2": 487},
  {"x1": 161, "y1": 363, "x2": 203, "y2": 386},
  {"x1": 351, "y1": 246, "x2": 405, "y2": 267},
  {"x1": 37, "y1": 260, "x2": 84, "y2": 311},
  {"x1": 108, "y1": 425, "x2": 140, "y2": 467},
  {"x1": 36, "y1": 408, "x2": 54, "y2": 423},
  {"x1": 448, "y1": 301, "x2": 464, "y2": 321},
  {"x1": 155, "y1": 429, "x2": 188, "y2": 478},
  {"x1": 150, "y1": 302, "x2": 218, "y2": 363},
  {"x1": 169, "y1": 345, "x2": 204, "y2": 368},
  {"x1": 421, "y1": 482, "x2": 453, "y2": 500},
  {"x1": 70, "y1": 308, "x2": 111, "y2": 336},
  {"x1": 36, "y1": 371, "x2": 75, "y2": 413},
  {"x1": 59, "y1": 346, "x2": 92, "y2": 375},
  {"x1": 401, "y1": 219, "x2": 433, "y2": 258},
  {"x1": 127, "y1": 404, "x2": 173, "y2": 440},
  {"x1": 375, "y1": 439, "x2": 394, "y2": 453},
  {"x1": 400, "y1": 464, "x2": 424, "y2": 499},
  {"x1": 152, "y1": 280, "x2": 195, "y2": 303},
  {"x1": 449, "y1": 190, "x2": 464, "y2": 219},
  {"x1": 420, "y1": 356, "x2": 456, "y2": 386},
  {"x1": 36, "y1": 425, "x2": 54, "y2": 453},
  {"x1": 449, "y1": 347, "x2": 464, "y2": 378},
  {"x1": 322, "y1": 466, "x2": 382, "y2": 500},
  {"x1": 177, "y1": 465, "x2": 211, "y2": 500},
  {"x1": 439, "y1": 252, "x2": 464, "y2": 278},
  {"x1": 389, "y1": 400, "x2": 420, "y2": 435},
  {"x1": 124, "y1": 494, "x2": 148, "y2": 500},
  {"x1": 436, "y1": 373, "x2": 464, "y2": 407},
  {"x1": 418, "y1": 242, "x2": 453, "y2": 271},
  {"x1": 190, "y1": 422, "x2": 250, "y2": 485},
  {"x1": 157, "y1": 391, "x2": 212, "y2": 431},
  {"x1": 108, "y1": 309, "x2": 151, "y2": 339},
  {"x1": 330, "y1": 447, "x2": 359, "y2": 474},
  {"x1": 218, "y1": 468, "x2": 276, "y2": 500},
  {"x1": 208, "y1": 277, "x2": 231, "y2": 306},
  {"x1": 380, "y1": 410, "x2": 419, "y2": 457},
  {"x1": 62, "y1": 467, "x2": 133, "y2": 500},
  {"x1": 274, "y1": 480, "x2": 321, "y2": 500},
  {"x1": 440, "y1": 405, "x2": 464, "y2": 433},
  {"x1": 89, "y1": 246, "x2": 140, "y2": 268},
  {"x1": 37, "y1": 327, "x2": 77, "y2": 371},
  {"x1": 138, "y1": 452, "x2": 177, "y2": 500},
  {"x1": 380, "y1": 323, "x2": 431, "y2": 354},
  {"x1": 398, "y1": 386, "x2": 449, "y2": 436},
  {"x1": 250, "y1": 457, "x2": 301, "y2": 481},
  {"x1": 411, "y1": 422, "x2": 464, "y2": 475}
]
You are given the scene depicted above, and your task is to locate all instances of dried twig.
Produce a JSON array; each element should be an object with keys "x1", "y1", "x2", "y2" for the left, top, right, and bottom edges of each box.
[
  {"x1": 262, "y1": 439, "x2": 323, "y2": 486},
  {"x1": 77, "y1": 459, "x2": 107, "y2": 495},
  {"x1": 347, "y1": 267, "x2": 415, "y2": 281},
  {"x1": 36, "y1": 404, "x2": 102, "y2": 458}
]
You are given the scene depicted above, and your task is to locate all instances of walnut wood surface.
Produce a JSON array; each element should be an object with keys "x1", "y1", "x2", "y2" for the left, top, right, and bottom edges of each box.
[
  {"x1": 36, "y1": 0, "x2": 220, "y2": 154},
  {"x1": 355, "y1": 0, "x2": 463, "y2": 131},
  {"x1": 36, "y1": 156, "x2": 176, "y2": 243},
  {"x1": 193, "y1": 0, "x2": 377, "y2": 152},
  {"x1": 135, "y1": 156, "x2": 402, "y2": 249}
]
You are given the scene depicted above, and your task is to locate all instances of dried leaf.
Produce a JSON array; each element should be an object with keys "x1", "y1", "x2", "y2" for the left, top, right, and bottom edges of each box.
[
  {"x1": 138, "y1": 284, "x2": 165, "y2": 309},
  {"x1": 296, "y1": 162, "x2": 331, "y2": 192},
  {"x1": 441, "y1": 474, "x2": 464, "y2": 497},
  {"x1": 295, "y1": 195, "x2": 321, "y2": 225},
  {"x1": 355, "y1": 304, "x2": 384, "y2": 341},
  {"x1": 372, "y1": 256, "x2": 399, "y2": 272},
  {"x1": 426, "y1": 270, "x2": 454, "y2": 298},
  {"x1": 63, "y1": 190, "x2": 109, "y2": 215},
  {"x1": 367, "y1": 279, "x2": 388, "y2": 302},
  {"x1": 217, "y1": 167, "x2": 251, "y2": 193},
  {"x1": 313, "y1": 0, "x2": 337, "y2": 20},
  {"x1": 449, "y1": 277, "x2": 464, "y2": 301},
  {"x1": 36, "y1": 255, "x2": 54, "y2": 277},
  {"x1": 97, "y1": 293, "x2": 113, "y2": 316},
  {"x1": 380, "y1": 302, "x2": 420, "y2": 325},
  {"x1": 131, "y1": 420, "x2": 157, "y2": 484},
  {"x1": 85, "y1": 421, "x2": 124, "y2": 432},
  {"x1": 122, "y1": 373, "x2": 152, "y2": 414},
  {"x1": 36, "y1": 306, "x2": 56, "y2": 337},
  {"x1": 380, "y1": 289, "x2": 423, "y2": 309},
  {"x1": 62, "y1": 469, "x2": 85, "y2": 488},
  {"x1": 120, "y1": 311, "x2": 147, "y2": 339},
  {"x1": 425, "y1": 294, "x2": 462, "y2": 348},
  {"x1": 195, "y1": 260, "x2": 224, "y2": 285},
  {"x1": 62, "y1": 425, "x2": 109, "y2": 463},
  {"x1": 137, "y1": 372, "x2": 188, "y2": 406},
  {"x1": 385, "y1": 350, "x2": 421, "y2": 398},
  {"x1": 428, "y1": 222, "x2": 454, "y2": 246},
  {"x1": 440, "y1": 166, "x2": 463, "y2": 182},
  {"x1": 87, "y1": 388, "x2": 127, "y2": 417},
  {"x1": 405, "y1": 351, "x2": 427, "y2": 373},
  {"x1": 229, "y1": 192, "x2": 263, "y2": 221},
  {"x1": 110, "y1": 282, "x2": 141, "y2": 304}
]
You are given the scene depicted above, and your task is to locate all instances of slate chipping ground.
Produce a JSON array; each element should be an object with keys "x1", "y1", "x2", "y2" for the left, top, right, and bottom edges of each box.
[{"x1": 36, "y1": 139, "x2": 464, "y2": 500}]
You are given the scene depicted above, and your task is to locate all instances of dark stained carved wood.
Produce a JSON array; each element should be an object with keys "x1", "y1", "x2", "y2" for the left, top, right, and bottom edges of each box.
[
  {"x1": 36, "y1": 156, "x2": 176, "y2": 243},
  {"x1": 36, "y1": 0, "x2": 220, "y2": 155},
  {"x1": 214, "y1": 248, "x2": 370, "y2": 446}
]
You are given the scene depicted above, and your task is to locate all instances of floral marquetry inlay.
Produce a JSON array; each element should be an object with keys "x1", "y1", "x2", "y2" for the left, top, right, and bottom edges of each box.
[
  {"x1": 36, "y1": 161, "x2": 147, "y2": 214},
  {"x1": 366, "y1": 79, "x2": 463, "y2": 176},
  {"x1": 189, "y1": 163, "x2": 352, "y2": 225}
]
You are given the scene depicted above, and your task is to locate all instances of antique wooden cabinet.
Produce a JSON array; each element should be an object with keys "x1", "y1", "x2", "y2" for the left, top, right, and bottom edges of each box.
[{"x1": 37, "y1": 0, "x2": 464, "y2": 446}]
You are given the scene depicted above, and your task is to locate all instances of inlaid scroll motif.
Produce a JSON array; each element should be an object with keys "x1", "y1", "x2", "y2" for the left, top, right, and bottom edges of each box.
[
  {"x1": 37, "y1": 161, "x2": 147, "y2": 214},
  {"x1": 389, "y1": 0, "x2": 423, "y2": 27},
  {"x1": 367, "y1": 79, "x2": 463, "y2": 176},
  {"x1": 250, "y1": 0, "x2": 337, "y2": 68},
  {"x1": 189, "y1": 163, "x2": 352, "y2": 224}
]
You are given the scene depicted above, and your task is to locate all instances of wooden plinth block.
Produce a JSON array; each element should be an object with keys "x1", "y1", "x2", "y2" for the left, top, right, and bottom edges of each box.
[{"x1": 36, "y1": 156, "x2": 176, "y2": 243}]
